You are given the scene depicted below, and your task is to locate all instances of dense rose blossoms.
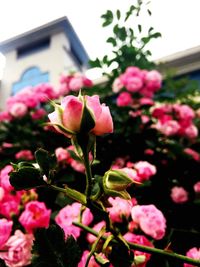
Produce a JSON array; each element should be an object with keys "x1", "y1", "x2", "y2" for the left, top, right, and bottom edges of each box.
[
  {"x1": 48, "y1": 94, "x2": 113, "y2": 137},
  {"x1": 131, "y1": 204, "x2": 166, "y2": 240}
]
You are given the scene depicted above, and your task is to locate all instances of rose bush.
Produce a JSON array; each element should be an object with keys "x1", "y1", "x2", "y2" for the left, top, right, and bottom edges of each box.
[{"x1": 0, "y1": 1, "x2": 200, "y2": 267}]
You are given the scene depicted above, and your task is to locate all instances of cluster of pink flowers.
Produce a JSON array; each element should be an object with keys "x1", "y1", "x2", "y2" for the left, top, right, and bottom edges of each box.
[
  {"x1": 15, "y1": 149, "x2": 34, "y2": 161},
  {"x1": 112, "y1": 158, "x2": 156, "y2": 183},
  {"x1": 55, "y1": 145, "x2": 92, "y2": 173},
  {"x1": 151, "y1": 103, "x2": 198, "y2": 139},
  {"x1": 0, "y1": 83, "x2": 58, "y2": 121},
  {"x1": 112, "y1": 66, "x2": 162, "y2": 107},
  {"x1": 59, "y1": 72, "x2": 93, "y2": 95}
]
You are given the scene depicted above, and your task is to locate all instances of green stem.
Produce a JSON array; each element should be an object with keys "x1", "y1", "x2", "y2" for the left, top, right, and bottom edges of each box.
[
  {"x1": 49, "y1": 185, "x2": 86, "y2": 205},
  {"x1": 82, "y1": 149, "x2": 93, "y2": 200},
  {"x1": 73, "y1": 222, "x2": 200, "y2": 266}
]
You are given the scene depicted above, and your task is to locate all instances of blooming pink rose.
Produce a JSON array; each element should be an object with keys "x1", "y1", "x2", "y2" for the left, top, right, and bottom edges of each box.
[
  {"x1": 134, "y1": 161, "x2": 156, "y2": 182},
  {"x1": 55, "y1": 147, "x2": 71, "y2": 162},
  {"x1": 55, "y1": 202, "x2": 93, "y2": 239},
  {"x1": 144, "y1": 70, "x2": 162, "y2": 91},
  {"x1": 48, "y1": 95, "x2": 113, "y2": 137},
  {"x1": 123, "y1": 232, "x2": 154, "y2": 267},
  {"x1": 183, "y1": 124, "x2": 198, "y2": 139},
  {"x1": 15, "y1": 150, "x2": 34, "y2": 160},
  {"x1": 107, "y1": 197, "x2": 133, "y2": 223},
  {"x1": 131, "y1": 204, "x2": 166, "y2": 240},
  {"x1": 86, "y1": 221, "x2": 111, "y2": 244},
  {"x1": 153, "y1": 120, "x2": 180, "y2": 136},
  {"x1": 0, "y1": 111, "x2": 12, "y2": 122},
  {"x1": 116, "y1": 92, "x2": 133, "y2": 107},
  {"x1": 194, "y1": 181, "x2": 200, "y2": 193},
  {"x1": 19, "y1": 201, "x2": 51, "y2": 233},
  {"x1": 0, "y1": 193, "x2": 21, "y2": 219},
  {"x1": 125, "y1": 76, "x2": 143, "y2": 92},
  {"x1": 170, "y1": 186, "x2": 188, "y2": 204},
  {"x1": 184, "y1": 247, "x2": 200, "y2": 267},
  {"x1": 0, "y1": 219, "x2": 13, "y2": 249},
  {"x1": 9, "y1": 103, "x2": 28, "y2": 118},
  {"x1": 0, "y1": 230, "x2": 33, "y2": 267},
  {"x1": 173, "y1": 104, "x2": 195, "y2": 121}
]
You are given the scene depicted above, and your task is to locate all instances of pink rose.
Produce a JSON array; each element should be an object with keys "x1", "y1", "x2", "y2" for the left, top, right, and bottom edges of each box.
[
  {"x1": 194, "y1": 181, "x2": 200, "y2": 193},
  {"x1": 55, "y1": 202, "x2": 93, "y2": 239},
  {"x1": 184, "y1": 148, "x2": 200, "y2": 161},
  {"x1": 15, "y1": 150, "x2": 34, "y2": 160},
  {"x1": 116, "y1": 92, "x2": 133, "y2": 107},
  {"x1": 0, "y1": 230, "x2": 33, "y2": 267},
  {"x1": 144, "y1": 70, "x2": 162, "y2": 91},
  {"x1": 107, "y1": 197, "x2": 133, "y2": 223},
  {"x1": 184, "y1": 247, "x2": 200, "y2": 267},
  {"x1": 170, "y1": 186, "x2": 188, "y2": 204},
  {"x1": 183, "y1": 125, "x2": 198, "y2": 139},
  {"x1": 48, "y1": 94, "x2": 113, "y2": 137},
  {"x1": 112, "y1": 77, "x2": 124, "y2": 93},
  {"x1": 55, "y1": 147, "x2": 70, "y2": 162},
  {"x1": 86, "y1": 221, "x2": 111, "y2": 244},
  {"x1": 0, "y1": 219, "x2": 13, "y2": 249},
  {"x1": 9, "y1": 103, "x2": 28, "y2": 118},
  {"x1": 131, "y1": 204, "x2": 166, "y2": 240},
  {"x1": 0, "y1": 193, "x2": 21, "y2": 219},
  {"x1": 19, "y1": 201, "x2": 51, "y2": 233},
  {"x1": 78, "y1": 251, "x2": 111, "y2": 267},
  {"x1": 134, "y1": 161, "x2": 156, "y2": 182},
  {"x1": 0, "y1": 165, "x2": 14, "y2": 192}
]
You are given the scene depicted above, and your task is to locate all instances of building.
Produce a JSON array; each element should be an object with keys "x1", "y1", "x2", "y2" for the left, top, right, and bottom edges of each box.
[{"x1": 0, "y1": 17, "x2": 89, "y2": 108}]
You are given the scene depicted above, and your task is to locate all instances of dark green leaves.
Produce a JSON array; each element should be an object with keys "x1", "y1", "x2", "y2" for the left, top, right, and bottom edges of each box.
[
  {"x1": 10, "y1": 166, "x2": 45, "y2": 190},
  {"x1": 107, "y1": 37, "x2": 117, "y2": 47},
  {"x1": 32, "y1": 224, "x2": 81, "y2": 267},
  {"x1": 101, "y1": 10, "x2": 113, "y2": 27}
]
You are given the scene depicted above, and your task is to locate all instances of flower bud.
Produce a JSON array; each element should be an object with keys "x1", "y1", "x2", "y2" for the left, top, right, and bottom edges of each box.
[{"x1": 103, "y1": 170, "x2": 133, "y2": 199}]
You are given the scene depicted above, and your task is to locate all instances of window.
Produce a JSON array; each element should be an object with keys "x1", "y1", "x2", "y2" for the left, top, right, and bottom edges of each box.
[
  {"x1": 17, "y1": 38, "x2": 50, "y2": 59},
  {"x1": 12, "y1": 67, "x2": 49, "y2": 95}
]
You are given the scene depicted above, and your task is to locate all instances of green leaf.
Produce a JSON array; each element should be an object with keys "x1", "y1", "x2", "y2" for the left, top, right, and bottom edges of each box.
[
  {"x1": 125, "y1": 5, "x2": 136, "y2": 21},
  {"x1": 116, "y1": 9, "x2": 121, "y2": 20},
  {"x1": 101, "y1": 10, "x2": 113, "y2": 27},
  {"x1": 10, "y1": 167, "x2": 46, "y2": 190},
  {"x1": 89, "y1": 58, "x2": 101, "y2": 68},
  {"x1": 138, "y1": 24, "x2": 142, "y2": 33},
  {"x1": 106, "y1": 37, "x2": 117, "y2": 47},
  {"x1": 147, "y1": 9, "x2": 152, "y2": 16}
]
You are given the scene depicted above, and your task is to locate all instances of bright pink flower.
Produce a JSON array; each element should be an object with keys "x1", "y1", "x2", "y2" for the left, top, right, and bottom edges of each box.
[
  {"x1": 123, "y1": 232, "x2": 154, "y2": 267},
  {"x1": 31, "y1": 108, "x2": 46, "y2": 120},
  {"x1": 173, "y1": 104, "x2": 195, "y2": 121},
  {"x1": 144, "y1": 149, "x2": 154, "y2": 155},
  {"x1": 194, "y1": 181, "x2": 200, "y2": 193},
  {"x1": 55, "y1": 202, "x2": 93, "y2": 239},
  {"x1": 55, "y1": 147, "x2": 71, "y2": 162},
  {"x1": 0, "y1": 187, "x2": 5, "y2": 201},
  {"x1": 70, "y1": 159, "x2": 85, "y2": 173},
  {"x1": 184, "y1": 247, "x2": 200, "y2": 267},
  {"x1": 144, "y1": 70, "x2": 162, "y2": 91},
  {"x1": 0, "y1": 165, "x2": 14, "y2": 192},
  {"x1": 0, "y1": 193, "x2": 21, "y2": 219},
  {"x1": 78, "y1": 251, "x2": 110, "y2": 267},
  {"x1": 183, "y1": 125, "x2": 198, "y2": 139},
  {"x1": 134, "y1": 161, "x2": 156, "y2": 181},
  {"x1": 9, "y1": 103, "x2": 28, "y2": 118},
  {"x1": 170, "y1": 186, "x2": 188, "y2": 204},
  {"x1": 0, "y1": 219, "x2": 13, "y2": 249},
  {"x1": 116, "y1": 92, "x2": 133, "y2": 107},
  {"x1": 0, "y1": 111, "x2": 12, "y2": 122},
  {"x1": 107, "y1": 197, "x2": 133, "y2": 223},
  {"x1": 139, "y1": 97, "x2": 154, "y2": 106},
  {"x1": 48, "y1": 95, "x2": 113, "y2": 138},
  {"x1": 0, "y1": 230, "x2": 33, "y2": 267},
  {"x1": 19, "y1": 201, "x2": 51, "y2": 233},
  {"x1": 153, "y1": 120, "x2": 180, "y2": 136},
  {"x1": 131, "y1": 204, "x2": 166, "y2": 240},
  {"x1": 125, "y1": 76, "x2": 143, "y2": 92},
  {"x1": 15, "y1": 150, "x2": 34, "y2": 160}
]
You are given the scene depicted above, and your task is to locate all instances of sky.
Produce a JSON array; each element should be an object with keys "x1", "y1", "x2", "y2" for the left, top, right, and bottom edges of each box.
[{"x1": 0, "y1": 0, "x2": 200, "y2": 78}]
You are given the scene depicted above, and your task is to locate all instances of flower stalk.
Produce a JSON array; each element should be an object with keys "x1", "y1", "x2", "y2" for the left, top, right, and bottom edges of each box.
[{"x1": 73, "y1": 221, "x2": 200, "y2": 266}]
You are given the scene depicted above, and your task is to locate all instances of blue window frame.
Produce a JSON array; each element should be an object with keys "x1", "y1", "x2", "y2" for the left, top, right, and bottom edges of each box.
[{"x1": 12, "y1": 67, "x2": 49, "y2": 95}]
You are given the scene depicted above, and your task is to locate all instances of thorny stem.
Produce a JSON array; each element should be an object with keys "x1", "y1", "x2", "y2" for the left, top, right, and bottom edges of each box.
[{"x1": 73, "y1": 222, "x2": 200, "y2": 266}]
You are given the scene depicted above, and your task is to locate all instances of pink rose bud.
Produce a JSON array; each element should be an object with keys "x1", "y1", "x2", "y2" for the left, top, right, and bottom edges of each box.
[
  {"x1": 48, "y1": 94, "x2": 113, "y2": 138},
  {"x1": 170, "y1": 186, "x2": 189, "y2": 204}
]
